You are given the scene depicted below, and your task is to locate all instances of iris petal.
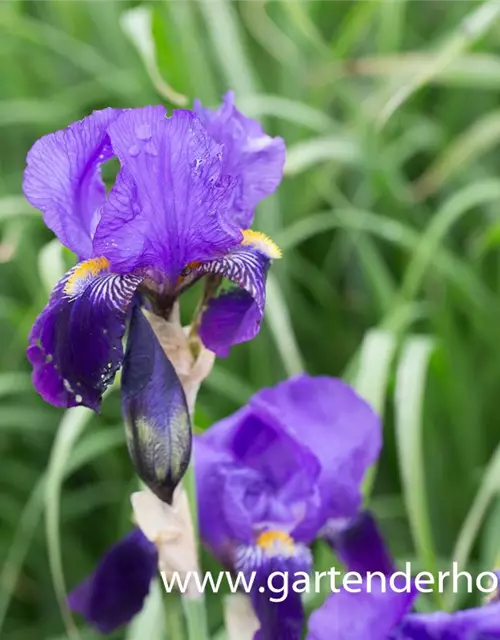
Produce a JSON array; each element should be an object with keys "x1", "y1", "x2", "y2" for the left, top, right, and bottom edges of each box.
[
  {"x1": 93, "y1": 107, "x2": 240, "y2": 280},
  {"x1": 122, "y1": 305, "x2": 191, "y2": 504},
  {"x1": 307, "y1": 581, "x2": 416, "y2": 640},
  {"x1": 235, "y1": 534, "x2": 312, "y2": 640},
  {"x1": 196, "y1": 242, "x2": 274, "y2": 356},
  {"x1": 195, "y1": 91, "x2": 286, "y2": 229},
  {"x1": 23, "y1": 108, "x2": 121, "y2": 258},
  {"x1": 396, "y1": 602, "x2": 500, "y2": 638},
  {"x1": 327, "y1": 511, "x2": 395, "y2": 575},
  {"x1": 68, "y1": 529, "x2": 157, "y2": 634},
  {"x1": 252, "y1": 375, "x2": 382, "y2": 539},
  {"x1": 198, "y1": 290, "x2": 262, "y2": 358},
  {"x1": 27, "y1": 258, "x2": 143, "y2": 410}
]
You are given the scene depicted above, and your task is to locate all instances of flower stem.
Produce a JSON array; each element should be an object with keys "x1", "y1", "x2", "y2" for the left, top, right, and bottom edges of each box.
[
  {"x1": 182, "y1": 596, "x2": 210, "y2": 640},
  {"x1": 163, "y1": 591, "x2": 186, "y2": 640},
  {"x1": 184, "y1": 458, "x2": 200, "y2": 537},
  {"x1": 181, "y1": 460, "x2": 210, "y2": 640}
]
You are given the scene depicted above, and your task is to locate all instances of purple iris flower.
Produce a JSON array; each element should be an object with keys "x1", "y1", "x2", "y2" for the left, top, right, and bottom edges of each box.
[
  {"x1": 24, "y1": 91, "x2": 284, "y2": 413},
  {"x1": 24, "y1": 92, "x2": 284, "y2": 502},
  {"x1": 67, "y1": 374, "x2": 380, "y2": 635},
  {"x1": 195, "y1": 373, "x2": 381, "y2": 639},
  {"x1": 308, "y1": 511, "x2": 500, "y2": 640}
]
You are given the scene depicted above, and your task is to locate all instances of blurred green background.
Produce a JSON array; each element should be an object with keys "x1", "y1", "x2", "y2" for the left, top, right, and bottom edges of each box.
[{"x1": 3, "y1": 0, "x2": 500, "y2": 638}]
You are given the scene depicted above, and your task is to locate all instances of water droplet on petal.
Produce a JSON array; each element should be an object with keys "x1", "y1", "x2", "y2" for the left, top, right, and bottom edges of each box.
[
  {"x1": 128, "y1": 144, "x2": 140, "y2": 157},
  {"x1": 136, "y1": 124, "x2": 152, "y2": 141},
  {"x1": 144, "y1": 142, "x2": 158, "y2": 157}
]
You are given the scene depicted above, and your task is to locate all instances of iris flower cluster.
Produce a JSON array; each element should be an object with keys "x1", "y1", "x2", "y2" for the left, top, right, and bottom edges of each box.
[{"x1": 25, "y1": 95, "x2": 500, "y2": 640}]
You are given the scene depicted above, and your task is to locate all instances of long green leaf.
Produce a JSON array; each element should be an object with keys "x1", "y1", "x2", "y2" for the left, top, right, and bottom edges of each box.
[
  {"x1": 445, "y1": 442, "x2": 500, "y2": 610},
  {"x1": 394, "y1": 336, "x2": 441, "y2": 605},
  {"x1": 355, "y1": 329, "x2": 398, "y2": 500},
  {"x1": 400, "y1": 179, "x2": 500, "y2": 301},
  {"x1": 45, "y1": 407, "x2": 93, "y2": 640},
  {"x1": 265, "y1": 274, "x2": 304, "y2": 376},
  {"x1": 376, "y1": 1, "x2": 500, "y2": 127}
]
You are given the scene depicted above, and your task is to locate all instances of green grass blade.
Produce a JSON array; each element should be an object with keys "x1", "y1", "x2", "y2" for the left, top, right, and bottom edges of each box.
[
  {"x1": 197, "y1": 0, "x2": 257, "y2": 96},
  {"x1": 354, "y1": 328, "x2": 398, "y2": 415},
  {"x1": 237, "y1": 94, "x2": 335, "y2": 132},
  {"x1": 400, "y1": 179, "x2": 500, "y2": 302},
  {"x1": 265, "y1": 274, "x2": 304, "y2": 376},
  {"x1": 413, "y1": 110, "x2": 500, "y2": 199},
  {"x1": 444, "y1": 442, "x2": 500, "y2": 610},
  {"x1": 331, "y1": 1, "x2": 379, "y2": 57},
  {"x1": 278, "y1": 208, "x2": 491, "y2": 309},
  {"x1": 376, "y1": 1, "x2": 500, "y2": 127},
  {"x1": 355, "y1": 329, "x2": 398, "y2": 500},
  {"x1": 120, "y1": 5, "x2": 188, "y2": 105},
  {"x1": 0, "y1": 196, "x2": 37, "y2": 220},
  {"x1": 45, "y1": 407, "x2": 93, "y2": 640},
  {"x1": 38, "y1": 239, "x2": 65, "y2": 294},
  {"x1": 284, "y1": 136, "x2": 360, "y2": 176},
  {"x1": 394, "y1": 336, "x2": 441, "y2": 605},
  {"x1": 0, "y1": 480, "x2": 45, "y2": 636}
]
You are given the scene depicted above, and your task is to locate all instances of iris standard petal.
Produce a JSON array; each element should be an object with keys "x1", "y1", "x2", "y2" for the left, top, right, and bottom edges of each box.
[
  {"x1": 307, "y1": 581, "x2": 417, "y2": 640},
  {"x1": 195, "y1": 91, "x2": 286, "y2": 228},
  {"x1": 93, "y1": 107, "x2": 240, "y2": 280},
  {"x1": 197, "y1": 402, "x2": 322, "y2": 553},
  {"x1": 252, "y1": 374, "x2": 381, "y2": 537},
  {"x1": 68, "y1": 529, "x2": 157, "y2": 634},
  {"x1": 23, "y1": 108, "x2": 121, "y2": 258},
  {"x1": 122, "y1": 304, "x2": 191, "y2": 505},
  {"x1": 195, "y1": 438, "x2": 260, "y2": 562},
  {"x1": 196, "y1": 231, "x2": 281, "y2": 356},
  {"x1": 197, "y1": 375, "x2": 379, "y2": 545},
  {"x1": 27, "y1": 258, "x2": 143, "y2": 410},
  {"x1": 394, "y1": 602, "x2": 500, "y2": 639}
]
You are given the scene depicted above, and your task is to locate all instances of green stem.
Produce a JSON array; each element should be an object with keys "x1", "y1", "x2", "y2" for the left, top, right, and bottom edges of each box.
[
  {"x1": 182, "y1": 596, "x2": 210, "y2": 640},
  {"x1": 181, "y1": 446, "x2": 209, "y2": 640},
  {"x1": 184, "y1": 458, "x2": 200, "y2": 542},
  {"x1": 163, "y1": 591, "x2": 186, "y2": 640}
]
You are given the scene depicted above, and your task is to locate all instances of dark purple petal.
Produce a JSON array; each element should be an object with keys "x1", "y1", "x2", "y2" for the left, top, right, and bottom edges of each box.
[
  {"x1": 251, "y1": 585, "x2": 305, "y2": 640},
  {"x1": 93, "y1": 107, "x2": 240, "y2": 281},
  {"x1": 235, "y1": 535, "x2": 312, "y2": 640},
  {"x1": 69, "y1": 529, "x2": 157, "y2": 634},
  {"x1": 122, "y1": 305, "x2": 191, "y2": 504},
  {"x1": 327, "y1": 511, "x2": 395, "y2": 575},
  {"x1": 198, "y1": 289, "x2": 261, "y2": 357},
  {"x1": 307, "y1": 581, "x2": 416, "y2": 640},
  {"x1": 252, "y1": 375, "x2": 381, "y2": 538},
  {"x1": 394, "y1": 603, "x2": 500, "y2": 639},
  {"x1": 195, "y1": 91, "x2": 286, "y2": 228},
  {"x1": 27, "y1": 258, "x2": 142, "y2": 410},
  {"x1": 196, "y1": 236, "x2": 279, "y2": 356},
  {"x1": 23, "y1": 108, "x2": 121, "y2": 258},
  {"x1": 195, "y1": 438, "x2": 261, "y2": 562}
]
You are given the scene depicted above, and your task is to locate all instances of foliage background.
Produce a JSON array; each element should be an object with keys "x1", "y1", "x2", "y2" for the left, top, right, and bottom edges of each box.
[{"x1": 2, "y1": 0, "x2": 500, "y2": 638}]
